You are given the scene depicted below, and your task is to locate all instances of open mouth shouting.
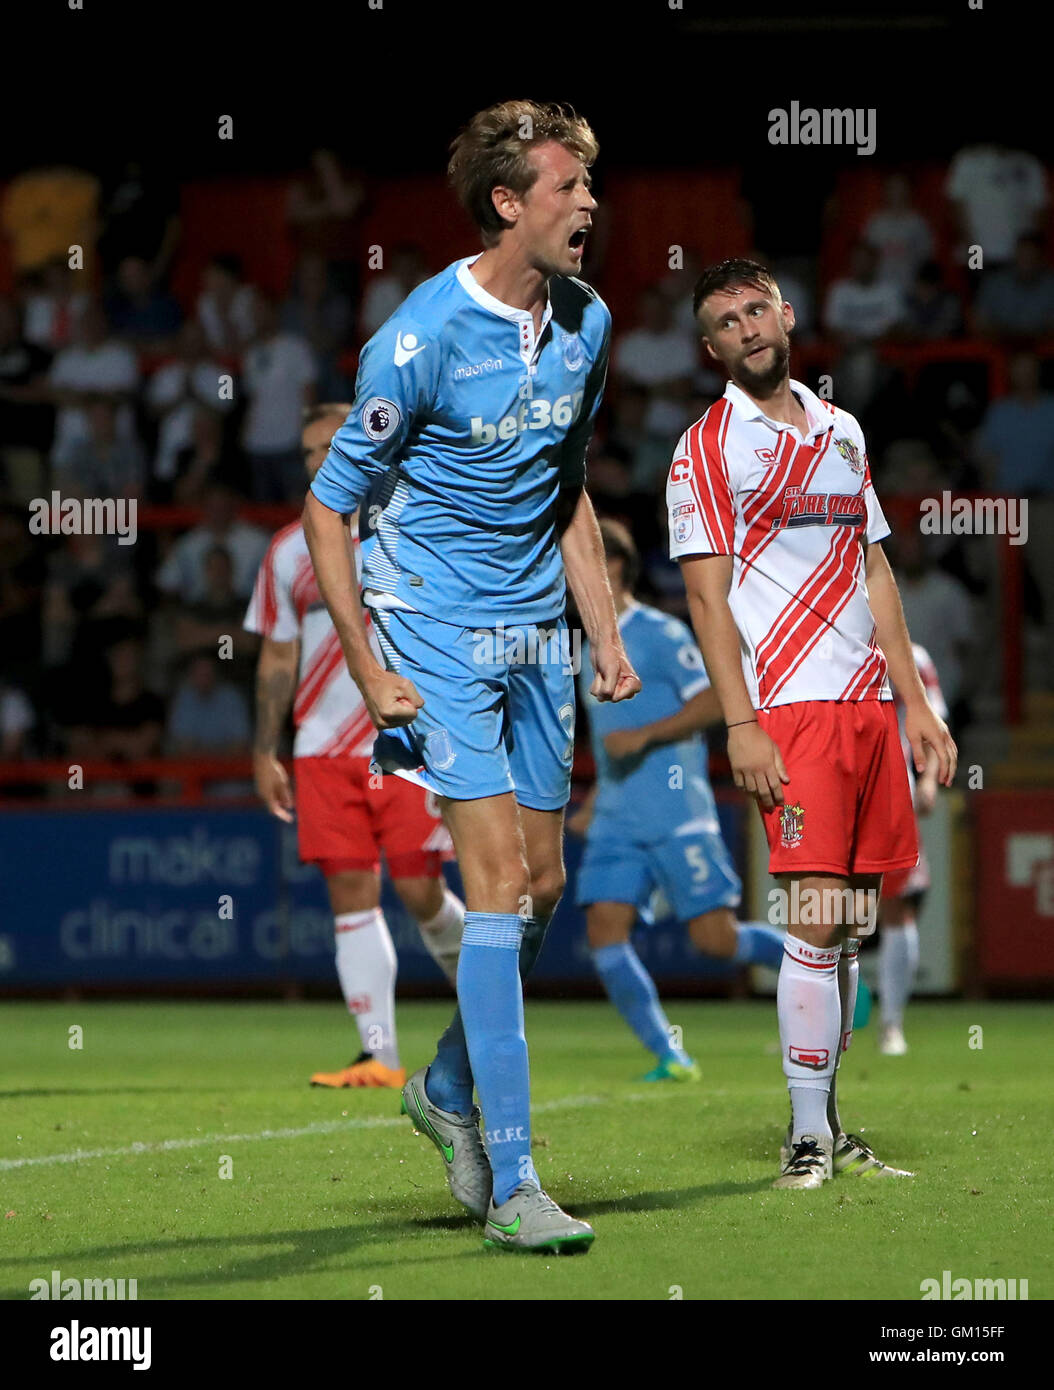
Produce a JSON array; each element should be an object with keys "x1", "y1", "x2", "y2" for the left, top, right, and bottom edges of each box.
[{"x1": 568, "y1": 224, "x2": 590, "y2": 260}]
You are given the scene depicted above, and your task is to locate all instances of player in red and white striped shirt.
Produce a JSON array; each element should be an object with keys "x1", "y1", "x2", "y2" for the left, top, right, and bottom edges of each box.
[
  {"x1": 877, "y1": 642, "x2": 948, "y2": 1056},
  {"x1": 244, "y1": 404, "x2": 464, "y2": 1090},
  {"x1": 670, "y1": 259, "x2": 957, "y2": 1187}
]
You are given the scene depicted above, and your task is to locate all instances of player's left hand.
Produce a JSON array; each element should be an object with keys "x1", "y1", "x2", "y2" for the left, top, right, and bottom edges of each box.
[
  {"x1": 905, "y1": 704, "x2": 957, "y2": 787},
  {"x1": 590, "y1": 640, "x2": 641, "y2": 704},
  {"x1": 603, "y1": 727, "x2": 648, "y2": 760}
]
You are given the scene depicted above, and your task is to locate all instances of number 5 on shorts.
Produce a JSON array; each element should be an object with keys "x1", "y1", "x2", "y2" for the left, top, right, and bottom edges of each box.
[{"x1": 684, "y1": 844, "x2": 710, "y2": 883}]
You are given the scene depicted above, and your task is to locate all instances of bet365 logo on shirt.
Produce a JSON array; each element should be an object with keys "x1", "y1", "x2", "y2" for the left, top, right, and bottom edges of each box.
[{"x1": 471, "y1": 393, "x2": 584, "y2": 445}]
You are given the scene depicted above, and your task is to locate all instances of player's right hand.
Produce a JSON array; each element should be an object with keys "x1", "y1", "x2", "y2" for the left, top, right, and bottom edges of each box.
[
  {"x1": 728, "y1": 723, "x2": 790, "y2": 811},
  {"x1": 254, "y1": 753, "x2": 295, "y2": 823},
  {"x1": 361, "y1": 669, "x2": 424, "y2": 729},
  {"x1": 590, "y1": 639, "x2": 641, "y2": 704}
]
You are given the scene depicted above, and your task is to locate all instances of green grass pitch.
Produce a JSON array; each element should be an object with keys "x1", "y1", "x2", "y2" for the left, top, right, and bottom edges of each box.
[{"x1": 1, "y1": 999, "x2": 1050, "y2": 1301}]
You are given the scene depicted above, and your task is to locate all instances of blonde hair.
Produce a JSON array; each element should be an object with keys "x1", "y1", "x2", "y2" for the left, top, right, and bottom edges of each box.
[{"x1": 448, "y1": 100, "x2": 598, "y2": 246}]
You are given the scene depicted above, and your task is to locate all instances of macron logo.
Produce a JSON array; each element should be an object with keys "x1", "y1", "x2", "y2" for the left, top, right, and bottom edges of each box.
[{"x1": 394, "y1": 331, "x2": 427, "y2": 367}]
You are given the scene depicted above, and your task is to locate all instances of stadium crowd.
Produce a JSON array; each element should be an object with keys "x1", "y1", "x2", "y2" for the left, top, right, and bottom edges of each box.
[{"x1": 1, "y1": 143, "x2": 1052, "y2": 780}]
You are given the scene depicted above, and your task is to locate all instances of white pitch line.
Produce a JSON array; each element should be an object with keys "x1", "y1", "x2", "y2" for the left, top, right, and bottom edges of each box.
[{"x1": 0, "y1": 1089, "x2": 668, "y2": 1172}]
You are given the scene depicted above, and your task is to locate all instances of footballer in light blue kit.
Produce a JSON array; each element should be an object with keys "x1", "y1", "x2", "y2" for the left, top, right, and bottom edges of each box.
[
  {"x1": 320, "y1": 245, "x2": 606, "y2": 803},
  {"x1": 570, "y1": 520, "x2": 784, "y2": 1079},
  {"x1": 303, "y1": 102, "x2": 641, "y2": 1254}
]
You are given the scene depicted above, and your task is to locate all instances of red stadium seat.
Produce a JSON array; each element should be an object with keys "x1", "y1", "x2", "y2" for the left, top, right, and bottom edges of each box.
[
  {"x1": 601, "y1": 170, "x2": 752, "y2": 320},
  {"x1": 172, "y1": 178, "x2": 299, "y2": 310},
  {"x1": 358, "y1": 174, "x2": 476, "y2": 285}
]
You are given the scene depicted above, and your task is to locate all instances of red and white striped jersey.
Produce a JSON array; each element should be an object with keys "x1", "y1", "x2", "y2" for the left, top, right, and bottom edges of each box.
[
  {"x1": 667, "y1": 378, "x2": 892, "y2": 710},
  {"x1": 892, "y1": 642, "x2": 948, "y2": 796},
  {"x1": 243, "y1": 521, "x2": 377, "y2": 759}
]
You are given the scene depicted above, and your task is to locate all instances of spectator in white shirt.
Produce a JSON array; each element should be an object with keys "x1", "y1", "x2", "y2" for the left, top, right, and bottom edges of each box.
[
  {"x1": 359, "y1": 242, "x2": 429, "y2": 340},
  {"x1": 54, "y1": 399, "x2": 145, "y2": 499},
  {"x1": 48, "y1": 301, "x2": 140, "y2": 469},
  {"x1": 240, "y1": 295, "x2": 318, "y2": 502},
  {"x1": 946, "y1": 142, "x2": 1048, "y2": 268},
  {"x1": 614, "y1": 287, "x2": 698, "y2": 443},
  {"x1": 863, "y1": 173, "x2": 935, "y2": 292},
  {"x1": 155, "y1": 482, "x2": 270, "y2": 603},
  {"x1": 195, "y1": 253, "x2": 257, "y2": 353},
  {"x1": 22, "y1": 260, "x2": 91, "y2": 352},
  {"x1": 824, "y1": 242, "x2": 905, "y2": 419},
  {"x1": 146, "y1": 320, "x2": 233, "y2": 487},
  {"x1": 281, "y1": 251, "x2": 354, "y2": 398},
  {"x1": 824, "y1": 241, "x2": 906, "y2": 342}
]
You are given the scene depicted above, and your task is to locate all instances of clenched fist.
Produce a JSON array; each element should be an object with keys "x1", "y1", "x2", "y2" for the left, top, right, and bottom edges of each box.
[{"x1": 360, "y1": 668, "x2": 424, "y2": 729}]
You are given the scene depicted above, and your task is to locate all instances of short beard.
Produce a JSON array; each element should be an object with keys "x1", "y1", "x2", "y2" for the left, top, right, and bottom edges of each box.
[{"x1": 731, "y1": 337, "x2": 790, "y2": 397}]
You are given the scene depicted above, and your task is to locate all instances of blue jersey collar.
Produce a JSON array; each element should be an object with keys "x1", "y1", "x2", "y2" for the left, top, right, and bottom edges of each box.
[{"x1": 456, "y1": 255, "x2": 553, "y2": 367}]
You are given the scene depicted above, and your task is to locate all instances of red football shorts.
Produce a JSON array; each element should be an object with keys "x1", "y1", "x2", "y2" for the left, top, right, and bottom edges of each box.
[
  {"x1": 295, "y1": 755, "x2": 452, "y2": 879},
  {"x1": 756, "y1": 700, "x2": 918, "y2": 879}
]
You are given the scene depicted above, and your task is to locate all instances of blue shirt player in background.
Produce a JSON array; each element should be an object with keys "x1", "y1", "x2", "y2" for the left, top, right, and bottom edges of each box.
[
  {"x1": 569, "y1": 519, "x2": 784, "y2": 1079},
  {"x1": 303, "y1": 101, "x2": 640, "y2": 1255}
]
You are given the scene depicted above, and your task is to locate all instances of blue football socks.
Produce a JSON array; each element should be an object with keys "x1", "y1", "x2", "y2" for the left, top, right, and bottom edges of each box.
[
  {"x1": 593, "y1": 940, "x2": 687, "y2": 1064},
  {"x1": 425, "y1": 914, "x2": 549, "y2": 1117},
  {"x1": 455, "y1": 911, "x2": 538, "y2": 1204},
  {"x1": 732, "y1": 922, "x2": 786, "y2": 970}
]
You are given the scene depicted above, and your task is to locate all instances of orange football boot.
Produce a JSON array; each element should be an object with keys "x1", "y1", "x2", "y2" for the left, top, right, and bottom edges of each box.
[{"x1": 310, "y1": 1051, "x2": 407, "y2": 1089}]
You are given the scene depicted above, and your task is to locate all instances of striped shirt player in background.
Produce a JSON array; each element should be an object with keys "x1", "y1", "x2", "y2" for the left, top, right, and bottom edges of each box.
[
  {"x1": 669, "y1": 258, "x2": 957, "y2": 1189},
  {"x1": 569, "y1": 518, "x2": 785, "y2": 1081},
  {"x1": 244, "y1": 403, "x2": 465, "y2": 1091},
  {"x1": 877, "y1": 642, "x2": 948, "y2": 1057}
]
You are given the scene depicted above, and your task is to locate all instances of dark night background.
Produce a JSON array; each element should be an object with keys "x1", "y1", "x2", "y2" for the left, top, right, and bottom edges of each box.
[{"x1": 7, "y1": 1, "x2": 1033, "y2": 178}]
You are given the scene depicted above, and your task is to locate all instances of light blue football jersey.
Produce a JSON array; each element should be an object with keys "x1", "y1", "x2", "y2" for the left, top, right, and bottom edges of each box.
[
  {"x1": 579, "y1": 601, "x2": 720, "y2": 842},
  {"x1": 311, "y1": 255, "x2": 610, "y2": 627}
]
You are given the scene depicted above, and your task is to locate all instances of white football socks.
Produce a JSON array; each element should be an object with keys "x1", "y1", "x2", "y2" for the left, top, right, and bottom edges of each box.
[
  {"x1": 417, "y1": 887, "x2": 465, "y2": 986},
  {"x1": 828, "y1": 936, "x2": 860, "y2": 1137},
  {"x1": 334, "y1": 908, "x2": 400, "y2": 1068},
  {"x1": 778, "y1": 933, "x2": 842, "y2": 1145},
  {"x1": 839, "y1": 937, "x2": 860, "y2": 1052},
  {"x1": 879, "y1": 922, "x2": 919, "y2": 1029}
]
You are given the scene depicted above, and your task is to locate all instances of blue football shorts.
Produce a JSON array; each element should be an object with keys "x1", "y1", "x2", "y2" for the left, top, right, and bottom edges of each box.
[
  {"x1": 368, "y1": 606, "x2": 576, "y2": 811},
  {"x1": 575, "y1": 815, "x2": 742, "y2": 922}
]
